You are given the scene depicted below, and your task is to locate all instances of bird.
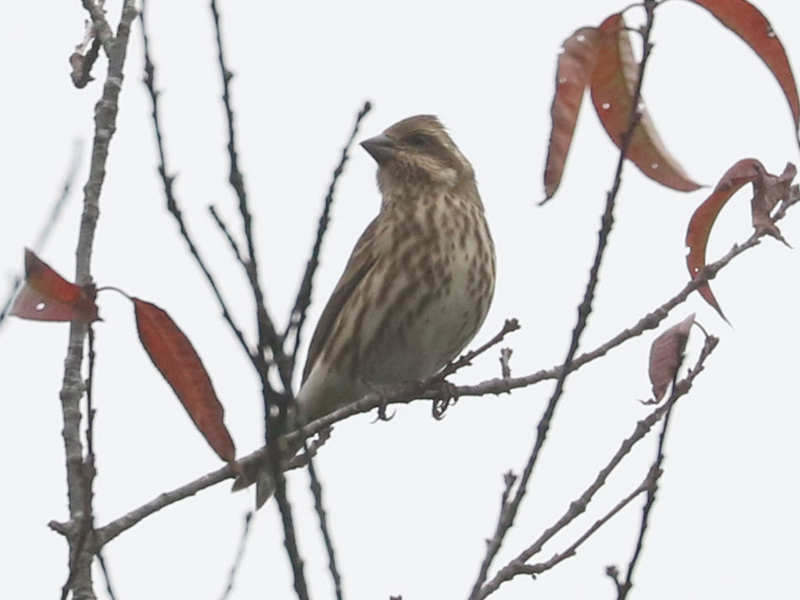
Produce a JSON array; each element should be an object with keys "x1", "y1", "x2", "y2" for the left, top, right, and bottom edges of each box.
[{"x1": 249, "y1": 114, "x2": 495, "y2": 506}]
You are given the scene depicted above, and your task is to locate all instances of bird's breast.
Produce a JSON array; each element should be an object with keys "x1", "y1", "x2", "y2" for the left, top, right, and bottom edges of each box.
[{"x1": 355, "y1": 193, "x2": 495, "y2": 384}]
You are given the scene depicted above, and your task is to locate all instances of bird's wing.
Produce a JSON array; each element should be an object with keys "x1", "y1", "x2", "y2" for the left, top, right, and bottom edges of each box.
[{"x1": 301, "y1": 217, "x2": 379, "y2": 383}]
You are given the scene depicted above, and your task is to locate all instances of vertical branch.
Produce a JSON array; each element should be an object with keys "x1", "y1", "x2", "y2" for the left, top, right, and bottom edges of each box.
[
  {"x1": 617, "y1": 405, "x2": 674, "y2": 600},
  {"x1": 219, "y1": 512, "x2": 254, "y2": 600},
  {"x1": 209, "y1": 3, "x2": 309, "y2": 597},
  {"x1": 139, "y1": 0, "x2": 255, "y2": 368},
  {"x1": 209, "y1": 0, "x2": 289, "y2": 391},
  {"x1": 57, "y1": 2, "x2": 138, "y2": 598},
  {"x1": 467, "y1": 2, "x2": 659, "y2": 596},
  {"x1": 304, "y1": 446, "x2": 344, "y2": 600},
  {"x1": 283, "y1": 100, "x2": 372, "y2": 374}
]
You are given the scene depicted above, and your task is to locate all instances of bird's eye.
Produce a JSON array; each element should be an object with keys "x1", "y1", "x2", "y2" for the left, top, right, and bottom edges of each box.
[{"x1": 406, "y1": 133, "x2": 428, "y2": 147}]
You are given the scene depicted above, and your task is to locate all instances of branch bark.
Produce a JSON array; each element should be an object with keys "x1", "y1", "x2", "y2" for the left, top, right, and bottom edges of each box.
[{"x1": 57, "y1": 3, "x2": 138, "y2": 598}]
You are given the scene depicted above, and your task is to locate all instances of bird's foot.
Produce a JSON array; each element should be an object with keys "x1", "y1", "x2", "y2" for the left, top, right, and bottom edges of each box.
[{"x1": 431, "y1": 379, "x2": 459, "y2": 420}]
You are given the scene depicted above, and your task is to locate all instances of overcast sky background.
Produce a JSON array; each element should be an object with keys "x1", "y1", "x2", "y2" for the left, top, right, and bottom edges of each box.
[{"x1": 2, "y1": 1, "x2": 800, "y2": 598}]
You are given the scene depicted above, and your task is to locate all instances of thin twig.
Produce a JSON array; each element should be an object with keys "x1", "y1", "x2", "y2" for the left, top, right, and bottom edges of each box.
[
  {"x1": 284, "y1": 100, "x2": 373, "y2": 375},
  {"x1": 208, "y1": 3, "x2": 308, "y2": 596},
  {"x1": 467, "y1": 6, "x2": 660, "y2": 595},
  {"x1": 617, "y1": 399, "x2": 675, "y2": 599},
  {"x1": 139, "y1": 0, "x2": 255, "y2": 368},
  {"x1": 0, "y1": 140, "x2": 83, "y2": 328},
  {"x1": 209, "y1": 0, "x2": 288, "y2": 391},
  {"x1": 476, "y1": 334, "x2": 717, "y2": 598},
  {"x1": 303, "y1": 444, "x2": 344, "y2": 600},
  {"x1": 265, "y1": 411, "x2": 311, "y2": 600},
  {"x1": 219, "y1": 511, "x2": 254, "y2": 600},
  {"x1": 209, "y1": 205, "x2": 245, "y2": 266},
  {"x1": 513, "y1": 474, "x2": 653, "y2": 579},
  {"x1": 439, "y1": 318, "x2": 520, "y2": 378},
  {"x1": 95, "y1": 551, "x2": 117, "y2": 600},
  {"x1": 57, "y1": 3, "x2": 138, "y2": 597}
]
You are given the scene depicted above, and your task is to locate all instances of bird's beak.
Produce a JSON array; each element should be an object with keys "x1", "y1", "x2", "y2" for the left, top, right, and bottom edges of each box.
[{"x1": 360, "y1": 134, "x2": 396, "y2": 164}]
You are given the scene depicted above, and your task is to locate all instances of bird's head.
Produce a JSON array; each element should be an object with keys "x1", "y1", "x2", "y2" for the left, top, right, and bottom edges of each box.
[{"x1": 361, "y1": 115, "x2": 476, "y2": 198}]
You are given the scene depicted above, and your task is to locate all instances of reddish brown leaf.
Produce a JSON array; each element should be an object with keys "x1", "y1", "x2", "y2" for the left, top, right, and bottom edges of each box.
[
  {"x1": 10, "y1": 248, "x2": 100, "y2": 323},
  {"x1": 685, "y1": 158, "x2": 763, "y2": 320},
  {"x1": 591, "y1": 14, "x2": 701, "y2": 192},
  {"x1": 543, "y1": 27, "x2": 601, "y2": 201},
  {"x1": 649, "y1": 314, "x2": 695, "y2": 402},
  {"x1": 690, "y1": 0, "x2": 800, "y2": 143},
  {"x1": 133, "y1": 298, "x2": 235, "y2": 463}
]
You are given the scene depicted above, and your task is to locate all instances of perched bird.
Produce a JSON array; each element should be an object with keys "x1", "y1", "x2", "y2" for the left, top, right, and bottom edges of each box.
[
  {"x1": 297, "y1": 114, "x2": 496, "y2": 423},
  {"x1": 250, "y1": 115, "x2": 495, "y2": 506}
]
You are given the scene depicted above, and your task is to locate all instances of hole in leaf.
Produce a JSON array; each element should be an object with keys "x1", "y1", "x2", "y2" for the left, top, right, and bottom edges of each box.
[
  {"x1": 576, "y1": 34, "x2": 586, "y2": 42},
  {"x1": 35, "y1": 302, "x2": 46, "y2": 311},
  {"x1": 602, "y1": 102, "x2": 611, "y2": 110},
  {"x1": 651, "y1": 163, "x2": 659, "y2": 170}
]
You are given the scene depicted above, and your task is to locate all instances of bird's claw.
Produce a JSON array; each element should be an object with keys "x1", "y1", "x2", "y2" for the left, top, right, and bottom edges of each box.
[{"x1": 432, "y1": 379, "x2": 459, "y2": 420}]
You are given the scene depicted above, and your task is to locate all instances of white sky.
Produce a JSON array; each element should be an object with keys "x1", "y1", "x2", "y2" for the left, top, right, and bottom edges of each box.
[{"x1": 2, "y1": 1, "x2": 799, "y2": 598}]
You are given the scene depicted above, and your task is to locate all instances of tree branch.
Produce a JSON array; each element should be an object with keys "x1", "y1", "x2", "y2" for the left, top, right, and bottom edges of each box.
[
  {"x1": 469, "y1": 6, "x2": 659, "y2": 594},
  {"x1": 283, "y1": 100, "x2": 372, "y2": 375},
  {"x1": 84, "y1": 220, "x2": 789, "y2": 546},
  {"x1": 139, "y1": 0, "x2": 255, "y2": 368},
  {"x1": 57, "y1": 2, "x2": 138, "y2": 598},
  {"x1": 476, "y1": 334, "x2": 717, "y2": 598}
]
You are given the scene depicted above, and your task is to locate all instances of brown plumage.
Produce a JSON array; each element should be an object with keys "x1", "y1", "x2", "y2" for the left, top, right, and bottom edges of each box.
[{"x1": 297, "y1": 114, "x2": 495, "y2": 421}]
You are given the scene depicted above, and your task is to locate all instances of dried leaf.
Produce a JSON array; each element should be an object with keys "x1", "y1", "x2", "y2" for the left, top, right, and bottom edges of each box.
[
  {"x1": 649, "y1": 314, "x2": 695, "y2": 402},
  {"x1": 543, "y1": 27, "x2": 601, "y2": 201},
  {"x1": 133, "y1": 298, "x2": 235, "y2": 463},
  {"x1": 591, "y1": 13, "x2": 701, "y2": 192},
  {"x1": 751, "y1": 162, "x2": 796, "y2": 241},
  {"x1": 685, "y1": 159, "x2": 794, "y2": 320},
  {"x1": 10, "y1": 248, "x2": 100, "y2": 323},
  {"x1": 690, "y1": 0, "x2": 800, "y2": 144}
]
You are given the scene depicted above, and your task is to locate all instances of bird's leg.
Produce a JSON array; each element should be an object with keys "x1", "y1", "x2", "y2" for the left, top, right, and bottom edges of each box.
[{"x1": 431, "y1": 379, "x2": 459, "y2": 420}]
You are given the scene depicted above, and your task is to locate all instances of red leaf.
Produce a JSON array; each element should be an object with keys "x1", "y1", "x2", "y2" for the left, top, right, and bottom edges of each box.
[
  {"x1": 690, "y1": 0, "x2": 800, "y2": 143},
  {"x1": 543, "y1": 27, "x2": 601, "y2": 201},
  {"x1": 649, "y1": 314, "x2": 695, "y2": 402},
  {"x1": 591, "y1": 14, "x2": 701, "y2": 192},
  {"x1": 10, "y1": 248, "x2": 100, "y2": 323},
  {"x1": 133, "y1": 298, "x2": 235, "y2": 463},
  {"x1": 685, "y1": 158, "x2": 762, "y2": 320}
]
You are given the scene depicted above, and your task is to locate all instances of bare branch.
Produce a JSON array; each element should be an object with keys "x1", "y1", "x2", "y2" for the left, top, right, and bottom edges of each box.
[
  {"x1": 616, "y1": 389, "x2": 676, "y2": 599},
  {"x1": 57, "y1": 2, "x2": 139, "y2": 597},
  {"x1": 284, "y1": 100, "x2": 373, "y2": 375},
  {"x1": 476, "y1": 334, "x2": 717, "y2": 598},
  {"x1": 219, "y1": 511, "x2": 254, "y2": 600},
  {"x1": 209, "y1": 204, "x2": 246, "y2": 266},
  {"x1": 209, "y1": 0, "x2": 288, "y2": 390},
  {"x1": 85, "y1": 223, "x2": 788, "y2": 545},
  {"x1": 139, "y1": 0, "x2": 254, "y2": 368},
  {"x1": 468, "y1": 7, "x2": 659, "y2": 594},
  {"x1": 209, "y1": 3, "x2": 308, "y2": 596},
  {"x1": 304, "y1": 445, "x2": 344, "y2": 600},
  {"x1": 439, "y1": 318, "x2": 520, "y2": 379}
]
